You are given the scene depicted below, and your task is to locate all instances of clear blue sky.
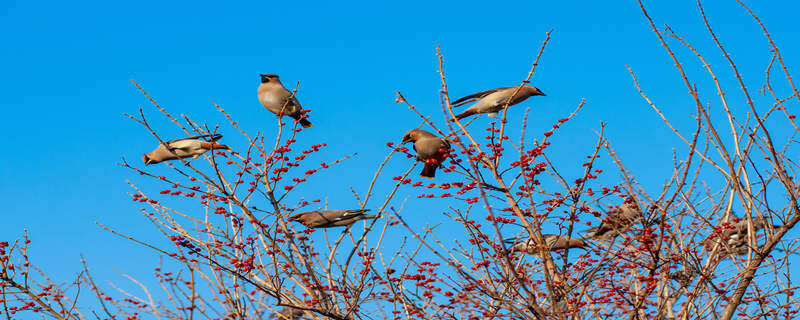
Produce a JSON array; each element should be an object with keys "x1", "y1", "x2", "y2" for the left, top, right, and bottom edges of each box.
[{"x1": 2, "y1": 0, "x2": 799, "y2": 314}]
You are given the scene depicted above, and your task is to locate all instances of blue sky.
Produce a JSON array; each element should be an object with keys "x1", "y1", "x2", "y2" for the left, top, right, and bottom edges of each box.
[{"x1": 2, "y1": 0, "x2": 800, "y2": 314}]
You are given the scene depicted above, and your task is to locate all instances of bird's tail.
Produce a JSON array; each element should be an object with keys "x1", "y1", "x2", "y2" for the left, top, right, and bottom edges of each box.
[
  {"x1": 451, "y1": 109, "x2": 477, "y2": 121},
  {"x1": 200, "y1": 142, "x2": 231, "y2": 150},
  {"x1": 298, "y1": 118, "x2": 313, "y2": 128},
  {"x1": 291, "y1": 114, "x2": 313, "y2": 128},
  {"x1": 420, "y1": 163, "x2": 437, "y2": 179}
]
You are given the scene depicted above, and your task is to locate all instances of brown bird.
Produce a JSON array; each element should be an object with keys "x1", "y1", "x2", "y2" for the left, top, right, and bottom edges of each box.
[
  {"x1": 703, "y1": 235, "x2": 758, "y2": 256},
  {"x1": 702, "y1": 215, "x2": 772, "y2": 255},
  {"x1": 668, "y1": 268, "x2": 697, "y2": 286},
  {"x1": 268, "y1": 307, "x2": 305, "y2": 320},
  {"x1": 718, "y1": 216, "x2": 769, "y2": 239},
  {"x1": 503, "y1": 234, "x2": 585, "y2": 256},
  {"x1": 142, "y1": 134, "x2": 230, "y2": 165},
  {"x1": 289, "y1": 209, "x2": 379, "y2": 228},
  {"x1": 401, "y1": 129, "x2": 450, "y2": 179},
  {"x1": 258, "y1": 74, "x2": 312, "y2": 128},
  {"x1": 584, "y1": 197, "x2": 643, "y2": 240},
  {"x1": 451, "y1": 85, "x2": 545, "y2": 120}
]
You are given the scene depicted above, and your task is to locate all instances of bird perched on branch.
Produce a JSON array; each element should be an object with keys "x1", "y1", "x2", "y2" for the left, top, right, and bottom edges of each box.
[
  {"x1": 258, "y1": 74, "x2": 312, "y2": 128},
  {"x1": 503, "y1": 234, "x2": 585, "y2": 256},
  {"x1": 451, "y1": 85, "x2": 545, "y2": 120},
  {"x1": 289, "y1": 209, "x2": 379, "y2": 228},
  {"x1": 268, "y1": 307, "x2": 305, "y2": 320},
  {"x1": 584, "y1": 196, "x2": 643, "y2": 240},
  {"x1": 702, "y1": 215, "x2": 772, "y2": 255},
  {"x1": 142, "y1": 134, "x2": 230, "y2": 165},
  {"x1": 718, "y1": 215, "x2": 769, "y2": 239},
  {"x1": 401, "y1": 129, "x2": 450, "y2": 179}
]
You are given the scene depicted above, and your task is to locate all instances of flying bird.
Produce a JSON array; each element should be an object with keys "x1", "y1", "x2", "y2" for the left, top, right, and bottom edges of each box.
[
  {"x1": 401, "y1": 129, "x2": 450, "y2": 179},
  {"x1": 142, "y1": 134, "x2": 230, "y2": 165},
  {"x1": 584, "y1": 197, "x2": 643, "y2": 240},
  {"x1": 258, "y1": 74, "x2": 312, "y2": 128},
  {"x1": 503, "y1": 234, "x2": 585, "y2": 256},
  {"x1": 451, "y1": 85, "x2": 545, "y2": 120},
  {"x1": 288, "y1": 209, "x2": 379, "y2": 228}
]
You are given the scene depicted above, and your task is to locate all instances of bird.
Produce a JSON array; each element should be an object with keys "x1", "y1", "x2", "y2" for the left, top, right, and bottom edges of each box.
[
  {"x1": 703, "y1": 235, "x2": 758, "y2": 256},
  {"x1": 668, "y1": 269, "x2": 697, "y2": 286},
  {"x1": 718, "y1": 215, "x2": 769, "y2": 239},
  {"x1": 503, "y1": 234, "x2": 585, "y2": 256},
  {"x1": 258, "y1": 74, "x2": 312, "y2": 128},
  {"x1": 142, "y1": 134, "x2": 230, "y2": 165},
  {"x1": 288, "y1": 209, "x2": 379, "y2": 228},
  {"x1": 584, "y1": 196, "x2": 643, "y2": 240},
  {"x1": 701, "y1": 215, "x2": 771, "y2": 255},
  {"x1": 401, "y1": 129, "x2": 450, "y2": 179},
  {"x1": 268, "y1": 307, "x2": 305, "y2": 320},
  {"x1": 450, "y1": 85, "x2": 545, "y2": 120}
]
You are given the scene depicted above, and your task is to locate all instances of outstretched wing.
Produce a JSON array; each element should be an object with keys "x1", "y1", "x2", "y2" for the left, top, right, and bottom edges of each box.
[{"x1": 451, "y1": 87, "x2": 510, "y2": 107}]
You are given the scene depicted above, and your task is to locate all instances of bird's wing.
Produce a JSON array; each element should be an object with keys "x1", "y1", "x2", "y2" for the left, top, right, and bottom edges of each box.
[
  {"x1": 339, "y1": 209, "x2": 370, "y2": 219},
  {"x1": 167, "y1": 139, "x2": 200, "y2": 152},
  {"x1": 206, "y1": 134, "x2": 223, "y2": 142},
  {"x1": 441, "y1": 138, "x2": 451, "y2": 150},
  {"x1": 164, "y1": 134, "x2": 222, "y2": 152},
  {"x1": 288, "y1": 211, "x2": 307, "y2": 221},
  {"x1": 166, "y1": 134, "x2": 222, "y2": 144},
  {"x1": 288, "y1": 95, "x2": 302, "y2": 108},
  {"x1": 311, "y1": 210, "x2": 368, "y2": 228},
  {"x1": 451, "y1": 87, "x2": 510, "y2": 107}
]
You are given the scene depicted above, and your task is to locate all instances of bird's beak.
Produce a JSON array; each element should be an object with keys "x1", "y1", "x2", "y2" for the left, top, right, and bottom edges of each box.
[{"x1": 539, "y1": 91, "x2": 547, "y2": 96}]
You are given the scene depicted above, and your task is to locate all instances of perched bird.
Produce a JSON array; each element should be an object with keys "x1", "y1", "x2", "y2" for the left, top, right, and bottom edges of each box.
[
  {"x1": 289, "y1": 209, "x2": 379, "y2": 228},
  {"x1": 258, "y1": 74, "x2": 312, "y2": 128},
  {"x1": 703, "y1": 235, "x2": 758, "y2": 256},
  {"x1": 668, "y1": 269, "x2": 697, "y2": 286},
  {"x1": 268, "y1": 307, "x2": 305, "y2": 320},
  {"x1": 142, "y1": 134, "x2": 230, "y2": 165},
  {"x1": 702, "y1": 215, "x2": 771, "y2": 255},
  {"x1": 401, "y1": 129, "x2": 450, "y2": 179},
  {"x1": 584, "y1": 197, "x2": 643, "y2": 240},
  {"x1": 503, "y1": 234, "x2": 585, "y2": 256},
  {"x1": 718, "y1": 216, "x2": 769, "y2": 239},
  {"x1": 451, "y1": 85, "x2": 545, "y2": 120}
]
